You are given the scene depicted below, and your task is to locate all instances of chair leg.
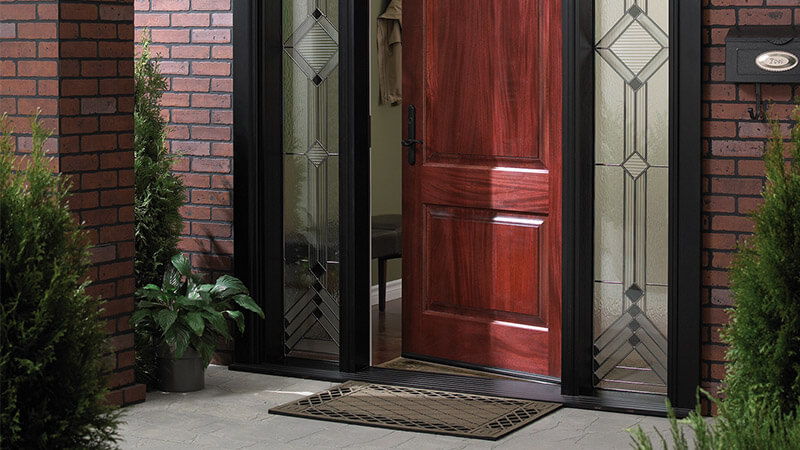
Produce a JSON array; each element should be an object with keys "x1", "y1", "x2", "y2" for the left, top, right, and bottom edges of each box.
[{"x1": 378, "y1": 257, "x2": 387, "y2": 312}]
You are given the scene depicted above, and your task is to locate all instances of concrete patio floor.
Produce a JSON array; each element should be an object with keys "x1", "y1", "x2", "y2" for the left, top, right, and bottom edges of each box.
[{"x1": 118, "y1": 365, "x2": 676, "y2": 449}]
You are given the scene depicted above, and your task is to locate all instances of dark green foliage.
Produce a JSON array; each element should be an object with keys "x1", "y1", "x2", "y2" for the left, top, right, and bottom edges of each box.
[
  {"x1": 135, "y1": 31, "x2": 185, "y2": 386},
  {"x1": 0, "y1": 113, "x2": 120, "y2": 448},
  {"x1": 629, "y1": 105, "x2": 800, "y2": 449},
  {"x1": 629, "y1": 390, "x2": 800, "y2": 450},
  {"x1": 132, "y1": 254, "x2": 265, "y2": 367},
  {"x1": 725, "y1": 107, "x2": 800, "y2": 415}
]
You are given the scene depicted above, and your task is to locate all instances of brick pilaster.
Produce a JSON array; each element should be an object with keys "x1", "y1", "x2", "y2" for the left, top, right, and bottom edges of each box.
[{"x1": 59, "y1": 0, "x2": 143, "y2": 406}]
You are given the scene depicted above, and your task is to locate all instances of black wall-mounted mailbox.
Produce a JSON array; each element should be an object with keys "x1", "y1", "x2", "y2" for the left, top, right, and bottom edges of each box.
[{"x1": 726, "y1": 26, "x2": 800, "y2": 83}]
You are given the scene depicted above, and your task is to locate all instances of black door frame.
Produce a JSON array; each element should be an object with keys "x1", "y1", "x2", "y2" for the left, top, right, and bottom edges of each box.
[{"x1": 232, "y1": 0, "x2": 701, "y2": 412}]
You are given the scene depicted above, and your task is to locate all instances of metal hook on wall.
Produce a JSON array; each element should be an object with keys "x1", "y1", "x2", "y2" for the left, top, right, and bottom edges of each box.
[{"x1": 748, "y1": 83, "x2": 767, "y2": 121}]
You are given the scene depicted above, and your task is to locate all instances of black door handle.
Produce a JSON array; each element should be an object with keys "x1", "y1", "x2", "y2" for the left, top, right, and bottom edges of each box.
[{"x1": 401, "y1": 105, "x2": 422, "y2": 165}]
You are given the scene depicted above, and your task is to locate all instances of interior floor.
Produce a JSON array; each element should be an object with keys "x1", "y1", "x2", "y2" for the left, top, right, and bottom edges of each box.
[{"x1": 371, "y1": 298, "x2": 402, "y2": 365}]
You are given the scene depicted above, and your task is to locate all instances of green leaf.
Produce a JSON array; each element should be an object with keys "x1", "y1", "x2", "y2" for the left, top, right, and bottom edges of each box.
[
  {"x1": 233, "y1": 294, "x2": 265, "y2": 318},
  {"x1": 134, "y1": 300, "x2": 163, "y2": 309},
  {"x1": 164, "y1": 324, "x2": 191, "y2": 358},
  {"x1": 202, "y1": 308, "x2": 231, "y2": 339},
  {"x1": 225, "y1": 310, "x2": 245, "y2": 333},
  {"x1": 154, "y1": 309, "x2": 178, "y2": 332},
  {"x1": 162, "y1": 265, "x2": 181, "y2": 292},
  {"x1": 171, "y1": 253, "x2": 192, "y2": 277},
  {"x1": 130, "y1": 309, "x2": 151, "y2": 325},
  {"x1": 211, "y1": 275, "x2": 249, "y2": 298},
  {"x1": 185, "y1": 311, "x2": 205, "y2": 336}
]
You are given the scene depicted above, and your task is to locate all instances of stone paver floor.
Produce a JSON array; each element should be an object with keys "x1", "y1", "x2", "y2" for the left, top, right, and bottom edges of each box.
[{"x1": 118, "y1": 365, "x2": 676, "y2": 449}]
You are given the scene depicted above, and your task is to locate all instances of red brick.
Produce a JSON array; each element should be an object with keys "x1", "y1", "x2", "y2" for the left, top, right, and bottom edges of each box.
[
  {"x1": 192, "y1": 93, "x2": 230, "y2": 108},
  {"x1": 100, "y1": 224, "x2": 135, "y2": 243},
  {"x1": 61, "y1": 154, "x2": 99, "y2": 172},
  {"x1": 100, "y1": 296, "x2": 134, "y2": 316},
  {"x1": 211, "y1": 142, "x2": 232, "y2": 156},
  {"x1": 191, "y1": 0, "x2": 231, "y2": 10},
  {"x1": 171, "y1": 45, "x2": 210, "y2": 59},
  {"x1": 192, "y1": 60, "x2": 229, "y2": 75},
  {"x1": 135, "y1": 13, "x2": 170, "y2": 27},
  {"x1": 61, "y1": 41, "x2": 97, "y2": 58},
  {"x1": 101, "y1": 188, "x2": 135, "y2": 207},
  {"x1": 180, "y1": 205, "x2": 211, "y2": 220},
  {"x1": 82, "y1": 134, "x2": 118, "y2": 152},
  {"x1": 100, "y1": 152, "x2": 134, "y2": 170},
  {"x1": 152, "y1": 0, "x2": 190, "y2": 11},
  {"x1": 81, "y1": 171, "x2": 117, "y2": 190},
  {"x1": 180, "y1": 173, "x2": 211, "y2": 187},
  {"x1": 192, "y1": 189, "x2": 230, "y2": 205},
  {"x1": 81, "y1": 23, "x2": 118, "y2": 40},
  {"x1": 172, "y1": 77, "x2": 210, "y2": 92},
  {"x1": 122, "y1": 384, "x2": 146, "y2": 405},
  {"x1": 172, "y1": 12, "x2": 210, "y2": 26},
  {"x1": 211, "y1": 12, "x2": 233, "y2": 26},
  {"x1": 82, "y1": 97, "x2": 117, "y2": 115},
  {"x1": 61, "y1": 116, "x2": 99, "y2": 135},
  {"x1": 108, "y1": 369, "x2": 134, "y2": 389},
  {"x1": 17, "y1": 23, "x2": 57, "y2": 39},
  {"x1": 100, "y1": 5, "x2": 134, "y2": 22},
  {"x1": 0, "y1": 4, "x2": 37, "y2": 20},
  {"x1": 192, "y1": 157, "x2": 230, "y2": 173},
  {"x1": 192, "y1": 222, "x2": 231, "y2": 238},
  {"x1": 172, "y1": 108, "x2": 210, "y2": 124},
  {"x1": 151, "y1": 28, "x2": 190, "y2": 43},
  {"x1": 191, "y1": 125, "x2": 231, "y2": 141},
  {"x1": 0, "y1": 42, "x2": 36, "y2": 58},
  {"x1": 712, "y1": 215, "x2": 756, "y2": 233},
  {"x1": 62, "y1": 78, "x2": 98, "y2": 96},
  {"x1": 100, "y1": 78, "x2": 135, "y2": 95}
]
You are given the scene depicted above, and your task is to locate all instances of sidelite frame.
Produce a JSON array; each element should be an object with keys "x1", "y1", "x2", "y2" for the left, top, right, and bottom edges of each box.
[{"x1": 232, "y1": 0, "x2": 701, "y2": 412}]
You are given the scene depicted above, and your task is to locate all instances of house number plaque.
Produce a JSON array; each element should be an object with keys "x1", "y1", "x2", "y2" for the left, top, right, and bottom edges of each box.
[{"x1": 755, "y1": 51, "x2": 799, "y2": 72}]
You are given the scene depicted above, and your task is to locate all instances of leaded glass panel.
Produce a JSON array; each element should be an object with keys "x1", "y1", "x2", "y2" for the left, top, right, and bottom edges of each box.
[
  {"x1": 593, "y1": 0, "x2": 669, "y2": 394},
  {"x1": 283, "y1": 0, "x2": 340, "y2": 359}
]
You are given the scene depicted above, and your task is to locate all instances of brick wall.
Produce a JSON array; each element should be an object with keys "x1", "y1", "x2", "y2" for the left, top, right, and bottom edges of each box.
[
  {"x1": 59, "y1": 0, "x2": 143, "y2": 405},
  {"x1": 1, "y1": 0, "x2": 142, "y2": 405},
  {"x1": 701, "y1": 1, "x2": 800, "y2": 407},
  {"x1": 0, "y1": 0, "x2": 59, "y2": 156},
  {"x1": 133, "y1": 0, "x2": 234, "y2": 284}
]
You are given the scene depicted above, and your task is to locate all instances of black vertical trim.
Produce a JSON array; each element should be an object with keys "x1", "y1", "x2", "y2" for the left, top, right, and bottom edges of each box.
[
  {"x1": 338, "y1": 0, "x2": 371, "y2": 372},
  {"x1": 232, "y1": 0, "x2": 284, "y2": 364},
  {"x1": 562, "y1": 0, "x2": 596, "y2": 397},
  {"x1": 669, "y1": 0, "x2": 702, "y2": 409},
  {"x1": 564, "y1": 0, "x2": 702, "y2": 409}
]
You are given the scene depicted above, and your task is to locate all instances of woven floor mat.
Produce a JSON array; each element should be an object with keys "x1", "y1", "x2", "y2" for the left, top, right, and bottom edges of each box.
[{"x1": 269, "y1": 381, "x2": 561, "y2": 440}]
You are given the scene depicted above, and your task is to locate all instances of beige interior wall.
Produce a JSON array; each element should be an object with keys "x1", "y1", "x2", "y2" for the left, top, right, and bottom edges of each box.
[{"x1": 370, "y1": 0, "x2": 402, "y2": 285}]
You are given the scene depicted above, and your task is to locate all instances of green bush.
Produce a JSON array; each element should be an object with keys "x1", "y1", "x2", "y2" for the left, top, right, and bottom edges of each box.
[
  {"x1": 630, "y1": 105, "x2": 800, "y2": 449},
  {"x1": 0, "y1": 113, "x2": 120, "y2": 448},
  {"x1": 135, "y1": 31, "x2": 185, "y2": 386},
  {"x1": 725, "y1": 106, "x2": 800, "y2": 415}
]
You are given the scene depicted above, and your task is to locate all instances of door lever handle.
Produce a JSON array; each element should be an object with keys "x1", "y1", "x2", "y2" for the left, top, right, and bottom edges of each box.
[{"x1": 401, "y1": 105, "x2": 422, "y2": 165}]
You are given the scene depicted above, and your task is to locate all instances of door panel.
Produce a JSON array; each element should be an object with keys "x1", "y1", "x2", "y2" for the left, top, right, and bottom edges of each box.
[{"x1": 403, "y1": 0, "x2": 562, "y2": 376}]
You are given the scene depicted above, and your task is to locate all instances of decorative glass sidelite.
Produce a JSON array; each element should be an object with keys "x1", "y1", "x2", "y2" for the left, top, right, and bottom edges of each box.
[
  {"x1": 593, "y1": 1, "x2": 669, "y2": 394},
  {"x1": 283, "y1": 0, "x2": 341, "y2": 359}
]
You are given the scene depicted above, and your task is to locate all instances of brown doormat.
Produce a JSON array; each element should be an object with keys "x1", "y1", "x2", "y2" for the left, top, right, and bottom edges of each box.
[{"x1": 269, "y1": 381, "x2": 561, "y2": 440}]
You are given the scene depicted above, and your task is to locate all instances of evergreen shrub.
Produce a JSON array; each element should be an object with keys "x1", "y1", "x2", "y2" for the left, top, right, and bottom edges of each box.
[
  {"x1": 134, "y1": 31, "x2": 185, "y2": 386},
  {"x1": 0, "y1": 113, "x2": 120, "y2": 448},
  {"x1": 629, "y1": 105, "x2": 800, "y2": 449}
]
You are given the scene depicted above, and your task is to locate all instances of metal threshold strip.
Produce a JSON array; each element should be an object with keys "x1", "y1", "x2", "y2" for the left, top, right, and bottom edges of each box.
[{"x1": 229, "y1": 361, "x2": 691, "y2": 418}]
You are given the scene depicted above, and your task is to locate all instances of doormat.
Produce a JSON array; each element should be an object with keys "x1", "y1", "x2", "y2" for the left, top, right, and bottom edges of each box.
[{"x1": 269, "y1": 381, "x2": 561, "y2": 440}]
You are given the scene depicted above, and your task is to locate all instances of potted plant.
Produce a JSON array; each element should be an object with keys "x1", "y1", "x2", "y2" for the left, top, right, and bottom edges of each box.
[{"x1": 131, "y1": 254, "x2": 265, "y2": 392}]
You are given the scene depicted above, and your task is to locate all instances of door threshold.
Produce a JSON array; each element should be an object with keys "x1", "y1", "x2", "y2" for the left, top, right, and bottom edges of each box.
[{"x1": 229, "y1": 360, "x2": 691, "y2": 417}]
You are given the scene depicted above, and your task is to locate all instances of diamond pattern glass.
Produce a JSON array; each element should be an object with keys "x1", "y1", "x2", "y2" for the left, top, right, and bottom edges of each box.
[
  {"x1": 283, "y1": 0, "x2": 340, "y2": 360},
  {"x1": 593, "y1": 1, "x2": 669, "y2": 395}
]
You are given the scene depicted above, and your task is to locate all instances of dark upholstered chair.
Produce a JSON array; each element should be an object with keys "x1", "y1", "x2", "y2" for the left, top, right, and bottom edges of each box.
[{"x1": 371, "y1": 214, "x2": 402, "y2": 311}]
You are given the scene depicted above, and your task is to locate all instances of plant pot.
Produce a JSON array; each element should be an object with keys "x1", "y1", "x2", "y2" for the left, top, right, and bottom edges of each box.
[{"x1": 157, "y1": 347, "x2": 205, "y2": 392}]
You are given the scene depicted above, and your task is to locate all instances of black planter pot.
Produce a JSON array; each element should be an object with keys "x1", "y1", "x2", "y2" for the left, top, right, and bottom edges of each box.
[{"x1": 157, "y1": 347, "x2": 205, "y2": 392}]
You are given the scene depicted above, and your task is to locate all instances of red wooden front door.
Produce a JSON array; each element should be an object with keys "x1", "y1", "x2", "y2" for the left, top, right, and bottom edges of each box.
[{"x1": 401, "y1": 0, "x2": 562, "y2": 377}]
